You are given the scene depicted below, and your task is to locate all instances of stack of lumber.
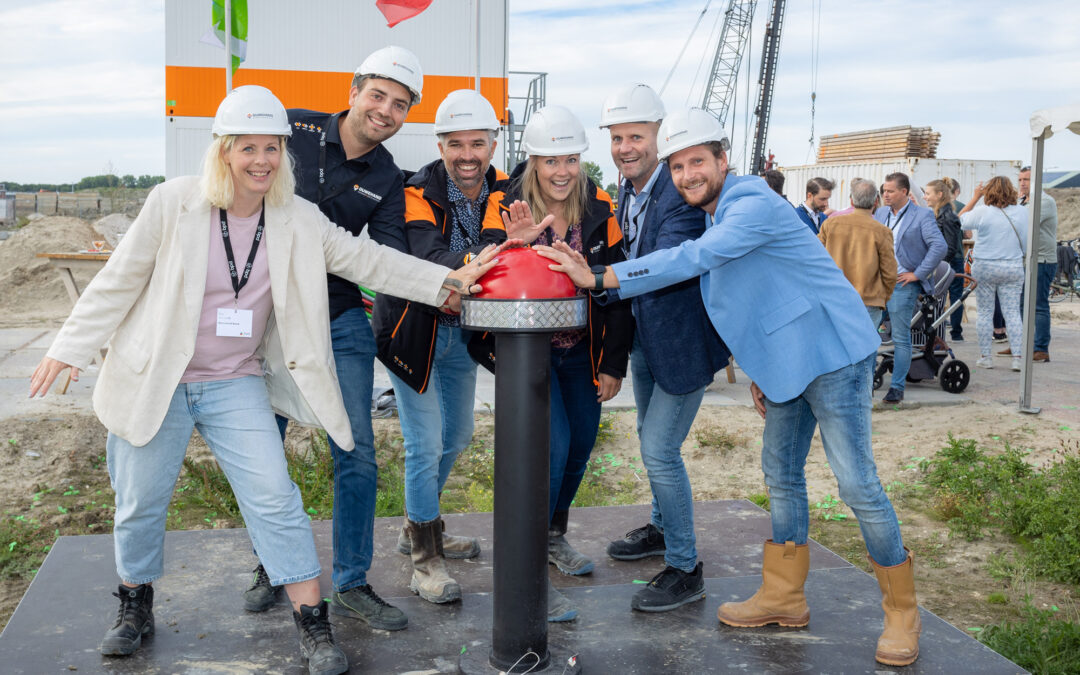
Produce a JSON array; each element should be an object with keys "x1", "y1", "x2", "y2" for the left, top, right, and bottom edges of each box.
[{"x1": 817, "y1": 126, "x2": 940, "y2": 163}]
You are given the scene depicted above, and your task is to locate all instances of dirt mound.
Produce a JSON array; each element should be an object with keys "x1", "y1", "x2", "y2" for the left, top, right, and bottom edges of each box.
[
  {"x1": 0, "y1": 216, "x2": 98, "y2": 324},
  {"x1": 92, "y1": 213, "x2": 133, "y2": 248},
  {"x1": 1048, "y1": 187, "x2": 1080, "y2": 240}
]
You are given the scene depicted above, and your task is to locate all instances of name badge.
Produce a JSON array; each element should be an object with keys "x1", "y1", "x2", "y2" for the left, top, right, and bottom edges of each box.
[{"x1": 216, "y1": 307, "x2": 253, "y2": 337}]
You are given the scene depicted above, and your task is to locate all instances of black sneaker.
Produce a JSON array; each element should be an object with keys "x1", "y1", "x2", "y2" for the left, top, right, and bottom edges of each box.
[
  {"x1": 882, "y1": 387, "x2": 904, "y2": 403},
  {"x1": 293, "y1": 601, "x2": 348, "y2": 675},
  {"x1": 330, "y1": 584, "x2": 408, "y2": 631},
  {"x1": 607, "y1": 523, "x2": 666, "y2": 561},
  {"x1": 631, "y1": 562, "x2": 706, "y2": 612},
  {"x1": 101, "y1": 584, "x2": 154, "y2": 656},
  {"x1": 244, "y1": 563, "x2": 282, "y2": 612}
]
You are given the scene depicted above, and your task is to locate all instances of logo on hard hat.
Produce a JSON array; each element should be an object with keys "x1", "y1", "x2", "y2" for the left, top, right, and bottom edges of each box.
[
  {"x1": 247, "y1": 112, "x2": 274, "y2": 120},
  {"x1": 392, "y1": 61, "x2": 415, "y2": 75},
  {"x1": 607, "y1": 105, "x2": 628, "y2": 113},
  {"x1": 551, "y1": 135, "x2": 575, "y2": 142},
  {"x1": 666, "y1": 130, "x2": 688, "y2": 141},
  {"x1": 449, "y1": 112, "x2": 473, "y2": 119}
]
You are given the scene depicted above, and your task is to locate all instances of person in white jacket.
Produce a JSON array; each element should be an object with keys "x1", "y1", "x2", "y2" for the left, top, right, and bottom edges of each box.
[{"x1": 28, "y1": 86, "x2": 502, "y2": 675}]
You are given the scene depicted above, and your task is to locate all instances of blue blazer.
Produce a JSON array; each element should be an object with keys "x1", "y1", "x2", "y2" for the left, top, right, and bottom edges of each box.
[
  {"x1": 873, "y1": 204, "x2": 947, "y2": 292},
  {"x1": 616, "y1": 166, "x2": 730, "y2": 395},
  {"x1": 793, "y1": 203, "x2": 827, "y2": 234},
  {"x1": 613, "y1": 175, "x2": 879, "y2": 403}
]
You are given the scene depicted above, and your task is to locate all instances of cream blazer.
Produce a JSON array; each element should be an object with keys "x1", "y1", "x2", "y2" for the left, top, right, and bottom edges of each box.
[{"x1": 46, "y1": 176, "x2": 451, "y2": 450}]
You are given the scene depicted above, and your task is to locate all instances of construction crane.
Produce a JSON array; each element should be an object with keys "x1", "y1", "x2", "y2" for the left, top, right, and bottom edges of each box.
[
  {"x1": 748, "y1": 0, "x2": 786, "y2": 175},
  {"x1": 698, "y1": 0, "x2": 786, "y2": 175}
]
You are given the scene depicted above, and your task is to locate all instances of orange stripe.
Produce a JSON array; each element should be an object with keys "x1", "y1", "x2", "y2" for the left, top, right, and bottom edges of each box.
[
  {"x1": 405, "y1": 186, "x2": 437, "y2": 225},
  {"x1": 483, "y1": 190, "x2": 507, "y2": 232},
  {"x1": 390, "y1": 304, "x2": 410, "y2": 339},
  {"x1": 165, "y1": 66, "x2": 509, "y2": 124}
]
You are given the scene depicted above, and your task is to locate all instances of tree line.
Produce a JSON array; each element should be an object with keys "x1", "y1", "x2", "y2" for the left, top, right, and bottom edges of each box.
[{"x1": 1, "y1": 174, "x2": 165, "y2": 193}]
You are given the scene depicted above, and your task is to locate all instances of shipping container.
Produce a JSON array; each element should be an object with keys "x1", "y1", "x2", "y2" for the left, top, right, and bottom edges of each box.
[
  {"x1": 779, "y1": 158, "x2": 1024, "y2": 211},
  {"x1": 165, "y1": 0, "x2": 509, "y2": 178}
]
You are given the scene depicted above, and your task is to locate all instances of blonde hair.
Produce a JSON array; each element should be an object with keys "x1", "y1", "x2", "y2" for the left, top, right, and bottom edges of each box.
[
  {"x1": 925, "y1": 179, "x2": 951, "y2": 216},
  {"x1": 199, "y1": 135, "x2": 295, "y2": 210},
  {"x1": 515, "y1": 156, "x2": 589, "y2": 228}
]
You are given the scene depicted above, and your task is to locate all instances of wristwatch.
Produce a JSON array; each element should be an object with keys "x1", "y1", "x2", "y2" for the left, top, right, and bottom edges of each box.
[{"x1": 590, "y1": 265, "x2": 606, "y2": 291}]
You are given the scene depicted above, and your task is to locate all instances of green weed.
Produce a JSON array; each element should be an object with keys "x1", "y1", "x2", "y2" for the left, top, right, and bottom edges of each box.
[
  {"x1": 747, "y1": 493, "x2": 770, "y2": 511},
  {"x1": 979, "y1": 601, "x2": 1080, "y2": 674}
]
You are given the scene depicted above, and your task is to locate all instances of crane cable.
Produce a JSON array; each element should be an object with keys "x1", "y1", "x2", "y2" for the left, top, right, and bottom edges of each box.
[
  {"x1": 806, "y1": 0, "x2": 822, "y2": 162},
  {"x1": 660, "y1": 0, "x2": 713, "y2": 96}
]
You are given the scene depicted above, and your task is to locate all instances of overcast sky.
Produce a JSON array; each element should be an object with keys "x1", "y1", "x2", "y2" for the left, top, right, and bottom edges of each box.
[{"x1": 3, "y1": 0, "x2": 1080, "y2": 192}]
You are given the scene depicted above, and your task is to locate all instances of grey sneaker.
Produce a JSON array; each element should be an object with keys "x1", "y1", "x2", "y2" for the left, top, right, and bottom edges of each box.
[
  {"x1": 548, "y1": 535, "x2": 594, "y2": 575},
  {"x1": 243, "y1": 563, "x2": 282, "y2": 612},
  {"x1": 396, "y1": 523, "x2": 480, "y2": 559},
  {"x1": 293, "y1": 601, "x2": 348, "y2": 675},
  {"x1": 330, "y1": 584, "x2": 408, "y2": 631},
  {"x1": 547, "y1": 582, "x2": 577, "y2": 622}
]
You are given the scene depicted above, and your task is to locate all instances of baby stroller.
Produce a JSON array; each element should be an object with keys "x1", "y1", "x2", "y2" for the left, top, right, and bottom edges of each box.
[{"x1": 874, "y1": 261, "x2": 977, "y2": 394}]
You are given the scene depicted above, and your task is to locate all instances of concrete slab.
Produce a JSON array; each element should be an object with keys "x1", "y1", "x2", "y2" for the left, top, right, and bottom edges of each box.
[
  {"x1": 0, "y1": 328, "x2": 49, "y2": 352},
  {"x1": 0, "y1": 501, "x2": 1023, "y2": 674}
]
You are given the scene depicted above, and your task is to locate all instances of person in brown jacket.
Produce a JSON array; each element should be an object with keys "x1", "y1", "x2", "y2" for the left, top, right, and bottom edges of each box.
[{"x1": 818, "y1": 178, "x2": 898, "y2": 329}]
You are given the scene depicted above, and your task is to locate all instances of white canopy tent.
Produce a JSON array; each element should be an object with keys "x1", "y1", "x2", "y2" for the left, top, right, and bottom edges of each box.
[{"x1": 1019, "y1": 105, "x2": 1080, "y2": 412}]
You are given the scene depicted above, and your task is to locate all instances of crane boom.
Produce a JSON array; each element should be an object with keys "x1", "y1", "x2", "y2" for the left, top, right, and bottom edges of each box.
[
  {"x1": 749, "y1": 0, "x2": 785, "y2": 175},
  {"x1": 700, "y1": 0, "x2": 757, "y2": 131}
]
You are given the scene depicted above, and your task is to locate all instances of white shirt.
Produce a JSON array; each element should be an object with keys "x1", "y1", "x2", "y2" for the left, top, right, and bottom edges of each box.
[{"x1": 622, "y1": 165, "x2": 663, "y2": 260}]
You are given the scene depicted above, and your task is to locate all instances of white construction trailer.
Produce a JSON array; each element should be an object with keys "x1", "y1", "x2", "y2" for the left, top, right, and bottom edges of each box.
[{"x1": 164, "y1": 0, "x2": 509, "y2": 178}]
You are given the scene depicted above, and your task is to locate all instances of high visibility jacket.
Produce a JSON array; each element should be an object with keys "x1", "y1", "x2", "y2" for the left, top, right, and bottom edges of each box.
[{"x1": 372, "y1": 159, "x2": 510, "y2": 393}]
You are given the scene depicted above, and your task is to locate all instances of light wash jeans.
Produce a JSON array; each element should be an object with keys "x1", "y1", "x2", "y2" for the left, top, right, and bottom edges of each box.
[
  {"x1": 631, "y1": 336, "x2": 706, "y2": 573},
  {"x1": 107, "y1": 376, "x2": 320, "y2": 586},
  {"x1": 884, "y1": 282, "x2": 921, "y2": 393},
  {"x1": 761, "y1": 353, "x2": 906, "y2": 567},
  {"x1": 972, "y1": 259, "x2": 1024, "y2": 357},
  {"x1": 389, "y1": 325, "x2": 478, "y2": 523}
]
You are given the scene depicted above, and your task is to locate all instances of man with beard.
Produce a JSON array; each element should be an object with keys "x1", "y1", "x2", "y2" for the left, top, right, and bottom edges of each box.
[
  {"x1": 244, "y1": 46, "x2": 423, "y2": 633},
  {"x1": 597, "y1": 84, "x2": 730, "y2": 613},
  {"x1": 536, "y1": 108, "x2": 920, "y2": 667},
  {"x1": 371, "y1": 89, "x2": 514, "y2": 607}
]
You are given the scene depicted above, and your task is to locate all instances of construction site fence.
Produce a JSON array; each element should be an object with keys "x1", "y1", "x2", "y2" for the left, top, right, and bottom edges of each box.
[{"x1": 8, "y1": 191, "x2": 148, "y2": 222}]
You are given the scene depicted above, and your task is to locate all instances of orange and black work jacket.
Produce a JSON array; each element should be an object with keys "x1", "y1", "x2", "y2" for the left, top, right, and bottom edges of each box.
[
  {"x1": 371, "y1": 159, "x2": 510, "y2": 393},
  {"x1": 477, "y1": 169, "x2": 633, "y2": 386}
]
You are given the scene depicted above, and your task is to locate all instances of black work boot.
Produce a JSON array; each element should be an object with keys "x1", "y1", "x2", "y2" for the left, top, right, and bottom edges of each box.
[
  {"x1": 243, "y1": 563, "x2": 282, "y2": 612},
  {"x1": 293, "y1": 601, "x2": 349, "y2": 675},
  {"x1": 607, "y1": 523, "x2": 666, "y2": 561},
  {"x1": 100, "y1": 583, "x2": 154, "y2": 656},
  {"x1": 631, "y1": 562, "x2": 706, "y2": 612}
]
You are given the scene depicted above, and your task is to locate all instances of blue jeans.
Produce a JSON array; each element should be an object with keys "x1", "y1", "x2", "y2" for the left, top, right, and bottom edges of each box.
[
  {"x1": 631, "y1": 336, "x2": 705, "y2": 573},
  {"x1": 761, "y1": 354, "x2": 906, "y2": 567},
  {"x1": 1035, "y1": 262, "x2": 1056, "y2": 352},
  {"x1": 948, "y1": 256, "x2": 965, "y2": 338},
  {"x1": 107, "y1": 376, "x2": 320, "y2": 586},
  {"x1": 389, "y1": 325, "x2": 477, "y2": 523},
  {"x1": 326, "y1": 308, "x2": 379, "y2": 592},
  {"x1": 884, "y1": 282, "x2": 921, "y2": 392},
  {"x1": 549, "y1": 340, "x2": 602, "y2": 521}
]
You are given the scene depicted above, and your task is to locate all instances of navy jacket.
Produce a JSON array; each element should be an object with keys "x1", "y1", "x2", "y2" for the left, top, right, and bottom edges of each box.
[
  {"x1": 793, "y1": 203, "x2": 828, "y2": 234},
  {"x1": 616, "y1": 165, "x2": 730, "y2": 395}
]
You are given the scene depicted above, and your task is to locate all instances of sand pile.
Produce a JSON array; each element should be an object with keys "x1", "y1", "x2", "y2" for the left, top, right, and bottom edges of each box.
[
  {"x1": 1048, "y1": 187, "x2": 1080, "y2": 240},
  {"x1": 0, "y1": 216, "x2": 99, "y2": 324}
]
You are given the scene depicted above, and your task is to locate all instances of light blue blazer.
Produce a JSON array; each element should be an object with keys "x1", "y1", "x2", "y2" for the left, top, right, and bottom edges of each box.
[
  {"x1": 612, "y1": 174, "x2": 879, "y2": 403},
  {"x1": 873, "y1": 204, "x2": 947, "y2": 292}
]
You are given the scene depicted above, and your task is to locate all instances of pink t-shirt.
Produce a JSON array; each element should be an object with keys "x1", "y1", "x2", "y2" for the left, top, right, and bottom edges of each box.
[{"x1": 181, "y1": 207, "x2": 274, "y2": 383}]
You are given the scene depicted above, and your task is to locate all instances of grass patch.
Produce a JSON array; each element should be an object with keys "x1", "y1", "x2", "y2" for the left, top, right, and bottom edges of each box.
[
  {"x1": 978, "y1": 602, "x2": 1080, "y2": 674},
  {"x1": 922, "y1": 437, "x2": 1080, "y2": 584},
  {"x1": 694, "y1": 424, "x2": 743, "y2": 454},
  {"x1": 747, "y1": 492, "x2": 770, "y2": 511}
]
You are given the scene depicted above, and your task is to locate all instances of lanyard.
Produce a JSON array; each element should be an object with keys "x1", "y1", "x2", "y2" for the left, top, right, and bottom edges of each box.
[
  {"x1": 316, "y1": 112, "x2": 340, "y2": 203},
  {"x1": 887, "y1": 204, "x2": 909, "y2": 231},
  {"x1": 219, "y1": 206, "x2": 265, "y2": 302}
]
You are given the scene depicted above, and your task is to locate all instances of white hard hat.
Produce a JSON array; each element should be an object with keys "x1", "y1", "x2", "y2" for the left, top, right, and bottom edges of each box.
[
  {"x1": 357, "y1": 45, "x2": 424, "y2": 105},
  {"x1": 211, "y1": 85, "x2": 292, "y2": 137},
  {"x1": 657, "y1": 108, "x2": 730, "y2": 161},
  {"x1": 599, "y1": 83, "x2": 665, "y2": 128},
  {"x1": 434, "y1": 89, "x2": 500, "y2": 134},
  {"x1": 521, "y1": 105, "x2": 589, "y2": 156}
]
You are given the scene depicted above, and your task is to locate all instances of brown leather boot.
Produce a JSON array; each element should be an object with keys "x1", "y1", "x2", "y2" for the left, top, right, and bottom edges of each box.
[
  {"x1": 870, "y1": 548, "x2": 921, "y2": 666},
  {"x1": 406, "y1": 517, "x2": 461, "y2": 604},
  {"x1": 717, "y1": 540, "x2": 810, "y2": 627}
]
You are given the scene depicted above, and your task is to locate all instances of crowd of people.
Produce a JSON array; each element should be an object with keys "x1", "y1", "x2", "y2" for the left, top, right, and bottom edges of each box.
[
  {"x1": 24, "y1": 43, "x2": 1061, "y2": 673},
  {"x1": 772, "y1": 162, "x2": 1059, "y2": 399}
]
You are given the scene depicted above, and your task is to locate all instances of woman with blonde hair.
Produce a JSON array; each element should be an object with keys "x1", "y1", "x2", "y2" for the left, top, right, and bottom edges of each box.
[
  {"x1": 499, "y1": 105, "x2": 632, "y2": 621},
  {"x1": 958, "y1": 176, "x2": 1028, "y2": 370},
  {"x1": 28, "y1": 85, "x2": 502, "y2": 675}
]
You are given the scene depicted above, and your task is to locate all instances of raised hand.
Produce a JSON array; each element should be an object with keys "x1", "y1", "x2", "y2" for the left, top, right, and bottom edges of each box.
[{"x1": 500, "y1": 200, "x2": 552, "y2": 244}]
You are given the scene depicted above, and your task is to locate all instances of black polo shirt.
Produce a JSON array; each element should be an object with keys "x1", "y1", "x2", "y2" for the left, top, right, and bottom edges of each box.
[{"x1": 287, "y1": 108, "x2": 407, "y2": 320}]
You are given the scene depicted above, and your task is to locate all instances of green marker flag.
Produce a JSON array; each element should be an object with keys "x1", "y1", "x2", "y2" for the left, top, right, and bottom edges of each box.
[{"x1": 200, "y1": 0, "x2": 248, "y2": 73}]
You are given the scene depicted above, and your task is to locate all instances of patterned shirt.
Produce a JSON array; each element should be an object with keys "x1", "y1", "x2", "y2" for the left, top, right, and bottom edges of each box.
[
  {"x1": 438, "y1": 176, "x2": 490, "y2": 327},
  {"x1": 534, "y1": 221, "x2": 587, "y2": 349}
]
